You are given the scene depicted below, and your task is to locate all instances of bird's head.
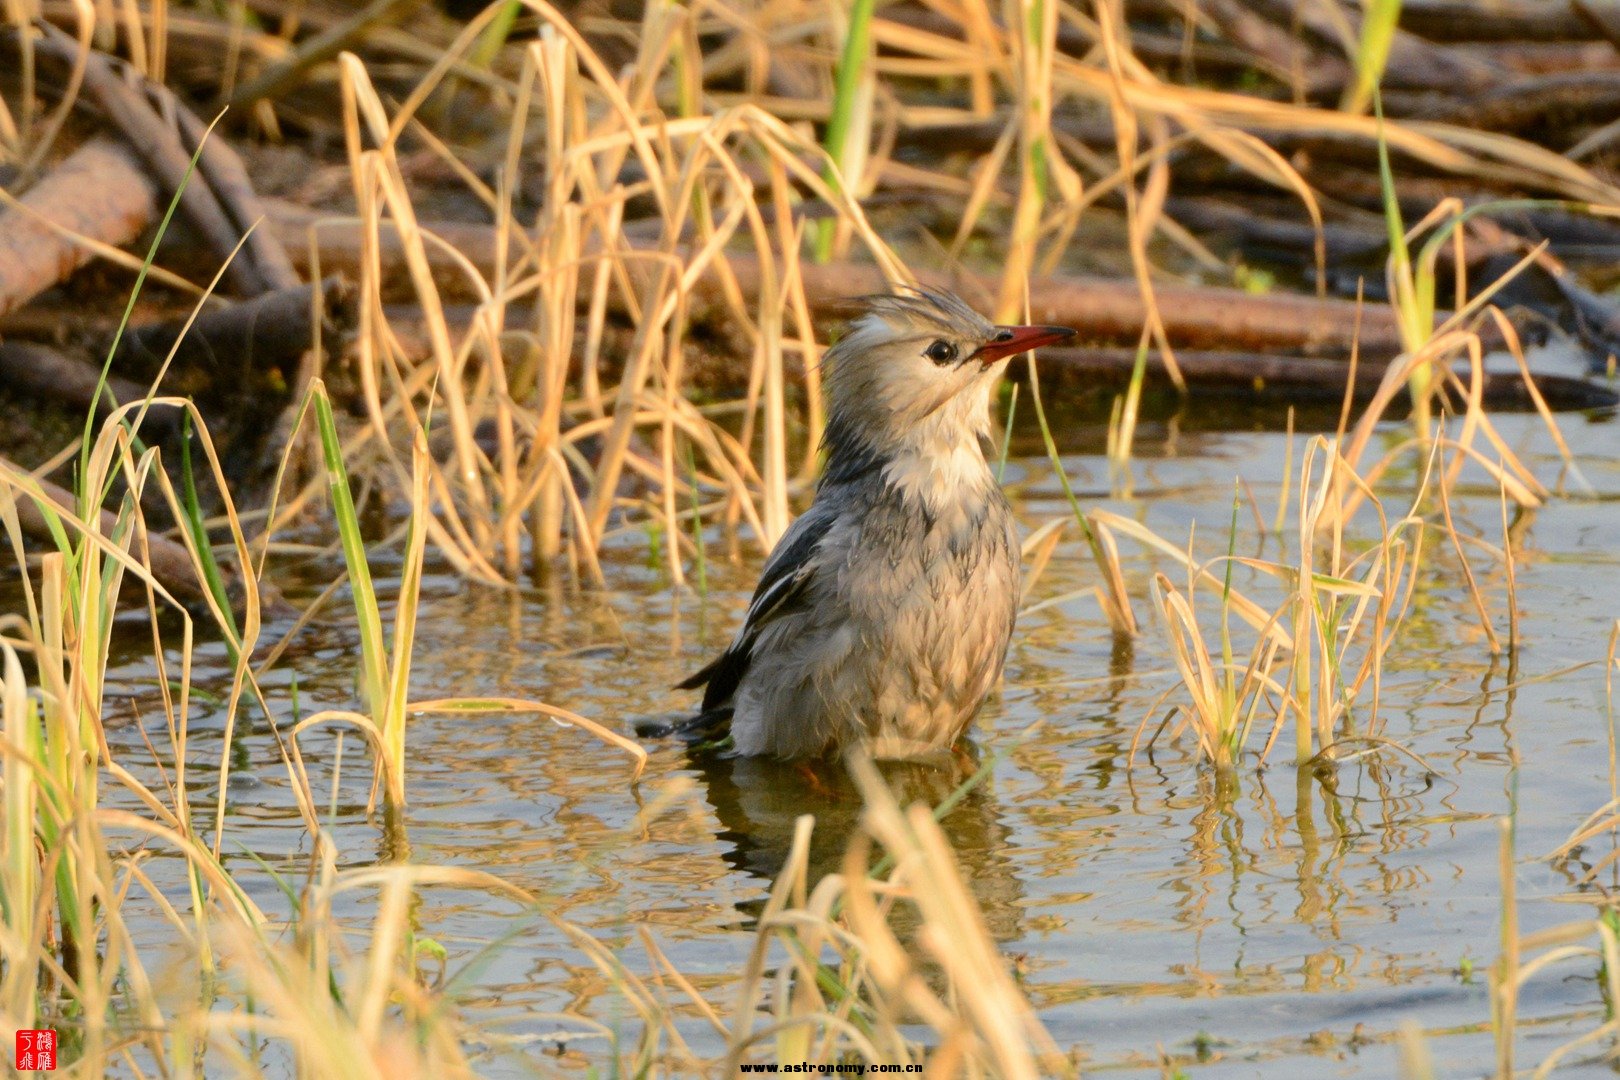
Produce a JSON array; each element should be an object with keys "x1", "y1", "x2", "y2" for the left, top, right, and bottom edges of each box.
[{"x1": 822, "y1": 287, "x2": 1075, "y2": 459}]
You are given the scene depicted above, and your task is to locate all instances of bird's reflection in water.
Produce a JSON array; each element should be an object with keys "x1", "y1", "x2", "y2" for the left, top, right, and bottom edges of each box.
[{"x1": 692, "y1": 744, "x2": 1025, "y2": 941}]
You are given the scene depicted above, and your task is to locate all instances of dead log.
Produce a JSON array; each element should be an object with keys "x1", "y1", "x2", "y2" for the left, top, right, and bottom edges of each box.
[
  {"x1": 1196, "y1": 0, "x2": 1350, "y2": 98},
  {"x1": 0, "y1": 130, "x2": 337, "y2": 492},
  {"x1": 268, "y1": 197, "x2": 496, "y2": 301},
  {"x1": 1234, "y1": 0, "x2": 1495, "y2": 95},
  {"x1": 106, "y1": 277, "x2": 352, "y2": 380},
  {"x1": 266, "y1": 201, "x2": 1411, "y2": 360},
  {"x1": 1170, "y1": 194, "x2": 1620, "y2": 270},
  {"x1": 0, "y1": 138, "x2": 157, "y2": 318},
  {"x1": 755, "y1": 259, "x2": 1415, "y2": 360},
  {"x1": 0, "y1": 142, "x2": 339, "y2": 384},
  {"x1": 267, "y1": 201, "x2": 1620, "y2": 408},
  {"x1": 1398, "y1": 0, "x2": 1599, "y2": 42},
  {"x1": 226, "y1": 0, "x2": 423, "y2": 110},
  {"x1": 1450, "y1": 40, "x2": 1620, "y2": 77},
  {"x1": 1031, "y1": 346, "x2": 1620, "y2": 412},
  {"x1": 1574, "y1": 0, "x2": 1620, "y2": 51},
  {"x1": 1415, "y1": 70, "x2": 1620, "y2": 136},
  {"x1": 0, "y1": 341, "x2": 170, "y2": 432},
  {"x1": 1164, "y1": 196, "x2": 1389, "y2": 265},
  {"x1": 20, "y1": 23, "x2": 297, "y2": 297},
  {"x1": 103, "y1": 277, "x2": 354, "y2": 493},
  {"x1": 170, "y1": 102, "x2": 301, "y2": 292},
  {"x1": 877, "y1": 5, "x2": 1269, "y2": 85}
]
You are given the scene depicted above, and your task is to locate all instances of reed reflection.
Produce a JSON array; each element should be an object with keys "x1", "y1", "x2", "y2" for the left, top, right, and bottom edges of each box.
[{"x1": 1146, "y1": 749, "x2": 1482, "y2": 995}]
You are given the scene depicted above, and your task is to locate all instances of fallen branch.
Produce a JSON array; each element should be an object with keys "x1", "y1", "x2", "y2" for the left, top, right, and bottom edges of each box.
[
  {"x1": 261, "y1": 198, "x2": 1620, "y2": 409},
  {"x1": 1398, "y1": 0, "x2": 1598, "y2": 42},
  {"x1": 18, "y1": 22, "x2": 298, "y2": 297},
  {"x1": 226, "y1": 0, "x2": 423, "y2": 110},
  {"x1": 107, "y1": 277, "x2": 352, "y2": 381},
  {"x1": 0, "y1": 138, "x2": 156, "y2": 318}
]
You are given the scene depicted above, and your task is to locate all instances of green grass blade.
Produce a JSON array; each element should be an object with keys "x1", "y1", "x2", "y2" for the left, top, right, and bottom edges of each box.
[
  {"x1": 1346, "y1": 0, "x2": 1402, "y2": 114},
  {"x1": 311, "y1": 383, "x2": 389, "y2": 729},
  {"x1": 181, "y1": 412, "x2": 239, "y2": 643},
  {"x1": 79, "y1": 111, "x2": 225, "y2": 520}
]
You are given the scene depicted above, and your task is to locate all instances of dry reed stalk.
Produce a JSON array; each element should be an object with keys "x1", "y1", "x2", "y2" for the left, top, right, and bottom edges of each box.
[
  {"x1": 235, "y1": 0, "x2": 953, "y2": 580},
  {"x1": 847, "y1": 753, "x2": 1073, "y2": 1077},
  {"x1": 341, "y1": 57, "x2": 503, "y2": 569},
  {"x1": 1095, "y1": 0, "x2": 1179, "y2": 406},
  {"x1": 1049, "y1": 51, "x2": 1620, "y2": 202},
  {"x1": 1116, "y1": 427, "x2": 1440, "y2": 769},
  {"x1": 531, "y1": 32, "x2": 583, "y2": 569},
  {"x1": 1088, "y1": 510, "x2": 1282, "y2": 645},
  {"x1": 0, "y1": 391, "x2": 313, "y2": 1073},
  {"x1": 996, "y1": 0, "x2": 1074, "y2": 320}
]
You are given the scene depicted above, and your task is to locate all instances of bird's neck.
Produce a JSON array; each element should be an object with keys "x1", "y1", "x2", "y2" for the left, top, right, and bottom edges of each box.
[
  {"x1": 881, "y1": 432, "x2": 995, "y2": 512},
  {"x1": 823, "y1": 385, "x2": 998, "y2": 512}
]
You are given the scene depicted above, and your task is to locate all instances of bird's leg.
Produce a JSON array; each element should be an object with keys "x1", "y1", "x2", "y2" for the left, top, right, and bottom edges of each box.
[{"x1": 793, "y1": 759, "x2": 840, "y2": 800}]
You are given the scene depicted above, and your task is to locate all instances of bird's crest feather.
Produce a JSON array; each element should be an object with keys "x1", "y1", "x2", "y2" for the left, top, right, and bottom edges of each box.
[{"x1": 845, "y1": 286, "x2": 994, "y2": 338}]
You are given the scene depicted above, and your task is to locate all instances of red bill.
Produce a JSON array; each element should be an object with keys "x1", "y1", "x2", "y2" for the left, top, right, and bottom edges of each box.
[{"x1": 974, "y1": 324, "x2": 1078, "y2": 364}]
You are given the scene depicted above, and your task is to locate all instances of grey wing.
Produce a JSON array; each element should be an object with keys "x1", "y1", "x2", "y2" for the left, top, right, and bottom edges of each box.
[{"x1": 677, "y1": 502, "x2": 838, "y2": 712}]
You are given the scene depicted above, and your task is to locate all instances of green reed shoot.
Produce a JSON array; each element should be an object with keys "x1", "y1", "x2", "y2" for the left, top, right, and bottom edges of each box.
[
  {"x1": 1374, "y1": 92, "x2": 1434, "y2": 430},
  {"x1": 686, "y1": 438, "x2": 708, "y2": 596},
  {"x1": 311, "y1": 381, "x2": 427, "y2": 810},
  {"x1": 1025, "y1": 354, "x2": 1137, "y2": 635},
  {"x1": 815, "y1": 0, "x2": 876, "y2": 262},
  {"x1": 1346, "y1": 0, "x2": 1402, "y2": 113},
  {"x1": 997, "y1": 382, "x2": 1020, "y2": 482},
  {"x1": 1109, "y1": 332, "x2": 1154, "y2": 481},
  {"x1": 78, "y1": 116, "x2": 216, "y2": 517},
  {"x1": 1218, "y1": 482, "x2": 1241, "y2": 713},
  {"x1": 469, "y1": 0, "x2": 523, "y2": 69},
  {"x1": 181, "y1": 412, "x2": 238, "y2": 643},
  {"x1": 1154, "y1": 530, "x2": 1285, "y2": 771},
  {"x1": 0, "y1": 126, "x2": 218, "y2": 1007}
]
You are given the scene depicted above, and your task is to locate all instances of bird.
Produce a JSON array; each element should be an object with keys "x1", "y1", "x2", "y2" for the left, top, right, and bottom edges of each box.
[{"x1": 670, "y1": 287, "x2": 1077, "y2": 761}]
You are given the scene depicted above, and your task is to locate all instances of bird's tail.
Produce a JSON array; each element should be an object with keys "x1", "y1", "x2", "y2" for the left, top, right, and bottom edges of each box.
[{"x1": 634, "y1": 705, "x2": 734, "y2": 754}]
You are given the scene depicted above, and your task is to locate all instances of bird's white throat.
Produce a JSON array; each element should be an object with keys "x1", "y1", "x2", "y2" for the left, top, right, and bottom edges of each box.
[
  {"x1": 878, "y1": 380, "x2": 998, "y2": 512},
  {"x1": 881, "y1": 441, "x2": 994, "y2": 512}
]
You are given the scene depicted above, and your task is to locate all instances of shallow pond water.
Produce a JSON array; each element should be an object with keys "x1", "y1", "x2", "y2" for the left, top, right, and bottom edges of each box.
[{"x1": 93, "y1": 402, "x2": 1620, "y2": 1076}]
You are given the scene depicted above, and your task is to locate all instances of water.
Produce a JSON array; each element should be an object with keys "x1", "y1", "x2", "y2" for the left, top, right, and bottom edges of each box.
[{"x1": 93, "y1": 403, "x2": 1620, "y2": 1076}]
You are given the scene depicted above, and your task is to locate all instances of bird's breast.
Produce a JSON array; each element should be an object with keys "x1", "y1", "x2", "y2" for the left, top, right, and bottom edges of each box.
[
  {"x1": 839, "y1": 487, "x2": 1019, "y2": 684},
  {"x1": 878, "y1": 440, "x2": 995, "y2": 514}
]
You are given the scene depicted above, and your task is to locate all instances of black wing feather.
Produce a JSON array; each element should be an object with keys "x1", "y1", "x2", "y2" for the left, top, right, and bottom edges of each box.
[{"x1": 676, "y1": 505, "x2": 836, "y2": 713}]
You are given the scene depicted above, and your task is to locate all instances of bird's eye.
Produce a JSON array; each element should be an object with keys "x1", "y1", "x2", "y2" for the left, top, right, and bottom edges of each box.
[{"x1": 924, "y1": 340, "x2": 958, "y2": 365}]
